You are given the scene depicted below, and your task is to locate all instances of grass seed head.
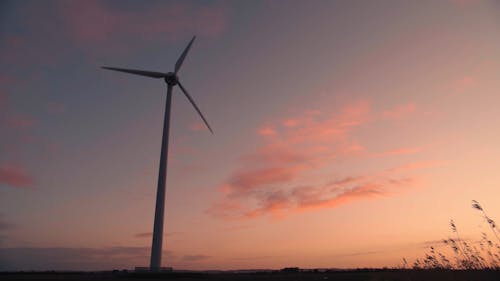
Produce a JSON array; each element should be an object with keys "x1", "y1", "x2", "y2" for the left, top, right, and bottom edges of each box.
[{"x1": 472, "y1": 200, "x2": 483, "y2": 211}]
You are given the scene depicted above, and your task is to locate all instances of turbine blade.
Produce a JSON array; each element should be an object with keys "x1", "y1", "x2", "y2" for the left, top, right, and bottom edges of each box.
[
  {"x1": 101, "y1": 67, "x2": 167, "y2": 78},
  {"x1": 177, "y1": 81, "x2": 213, "y2": 134},
  {"x1": 174, "y1": 36, "x2": 196, "y2": 74}
]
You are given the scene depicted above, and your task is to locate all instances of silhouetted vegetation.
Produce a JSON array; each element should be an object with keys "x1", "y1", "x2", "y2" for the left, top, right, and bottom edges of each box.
[
  {"x1": 2, "y1": 269, "x2": 500, "y2": 281},
  {"x1": 408, "y1": 200, "x2": 500, "y2": 270},
  {"x1": 2, "y1": 201, "x2": 499, "y2": 280}
]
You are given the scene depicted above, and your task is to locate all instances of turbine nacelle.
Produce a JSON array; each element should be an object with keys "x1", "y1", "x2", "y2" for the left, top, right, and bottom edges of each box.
[
  {"x1": 101, "y1": 36, "x2": 212, "y2": 134},
  {"x1": 164, "y1": 72, "x2": 178, "y2": 86}
]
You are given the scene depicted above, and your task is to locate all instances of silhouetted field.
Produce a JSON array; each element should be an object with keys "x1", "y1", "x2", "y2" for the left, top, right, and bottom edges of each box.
[{"x1": 1, "y1": 270, "x2": 500, "y2": 281}]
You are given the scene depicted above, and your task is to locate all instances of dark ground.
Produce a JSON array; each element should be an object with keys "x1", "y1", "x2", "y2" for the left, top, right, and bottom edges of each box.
[{"x1": 1, "y1": 270, "x2": 500, "y2": 281}]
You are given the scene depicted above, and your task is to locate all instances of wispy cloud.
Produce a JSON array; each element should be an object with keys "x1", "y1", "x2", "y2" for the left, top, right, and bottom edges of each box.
[
  {"x1": 208, "y1": 99, "x2": 430, "y2": 219},
  {"x1": 209, "y1": 175, "x2": 417, "y2": 220},
  {"x1": 222, "y1": 166, "x2": 305, "y2": 198},
  {"x1": 0, "y1": 1, "x2": 230, "y2": 71},
  {"x1": 0, "y1": 163, "x2": 33, "y2": 189},
  {"x1": 55, "y1": 0, "x2": 229, "y2": 52},
  {"x1": 207, "y1": 94, "x2": 442, "y2": 220}
]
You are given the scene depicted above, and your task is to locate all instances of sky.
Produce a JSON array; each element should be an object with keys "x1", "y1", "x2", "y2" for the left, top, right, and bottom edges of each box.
[{"x1": 1, "y1": 0, "x2": 500, "y2": 271}]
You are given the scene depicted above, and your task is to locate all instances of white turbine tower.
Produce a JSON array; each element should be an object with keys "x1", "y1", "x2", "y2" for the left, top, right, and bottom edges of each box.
[{"x1": 102, "y1": 36, "x2": 212, "y2": 271}]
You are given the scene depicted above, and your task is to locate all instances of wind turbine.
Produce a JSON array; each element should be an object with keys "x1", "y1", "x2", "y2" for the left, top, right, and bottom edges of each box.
[{"x1": 102, "y1": 36, "x2": 212, "y2": 271}]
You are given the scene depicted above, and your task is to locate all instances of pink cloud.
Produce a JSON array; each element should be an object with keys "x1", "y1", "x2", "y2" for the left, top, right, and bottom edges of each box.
[
  {"x1": 382, "y1": 103, "x2": 417, "y2": 120},
  {"x1": 0, "y1": 1, "x2": 230, "y2": 71},
  {"x1": 208, "y1": 98, "x2": 436, "y2": 220},
  {"x1": 282, "y1": 119, "x2": 299, "y2": 128},
  {"x1": 0, "y1": 163, "x2": 33, "y2": 188},
  {"x1": 257, "y1": 126, "x2": 277, "y2": 137},
  {"x1": 285, "y1": 100, "x2": 370, "y2": 145},
  {"x1": 208, "y1": 100, "x2": 386, "y2": 219},
  {"x1": 296, "y1": 177, "x2": 416, "y2": 213},
  {"x1": 243, "y1": 189, "x2": 293, "y2": 219},
  {"x1": 296, "y1": 182, "x2": 386, "y2": 211},
  {"x1": 57, "y1": 1, "x2": 228, "y2": 50},
  {"x1": 224, "y1": 165, "x2": 305, "y2": 198},
  {"x1": 209, "y1": 176, "x2": 416, "y2": 220}
]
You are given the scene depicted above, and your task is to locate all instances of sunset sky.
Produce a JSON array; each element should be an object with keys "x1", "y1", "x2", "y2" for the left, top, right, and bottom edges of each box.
[{"x1": 1, "y1": 0, "x2": 500, "y2": 271}]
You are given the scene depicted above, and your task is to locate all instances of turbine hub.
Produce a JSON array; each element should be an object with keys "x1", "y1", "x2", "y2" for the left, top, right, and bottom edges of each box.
[{"x1": 164, "y1": 72, "x2": 178, "y2": 86}]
